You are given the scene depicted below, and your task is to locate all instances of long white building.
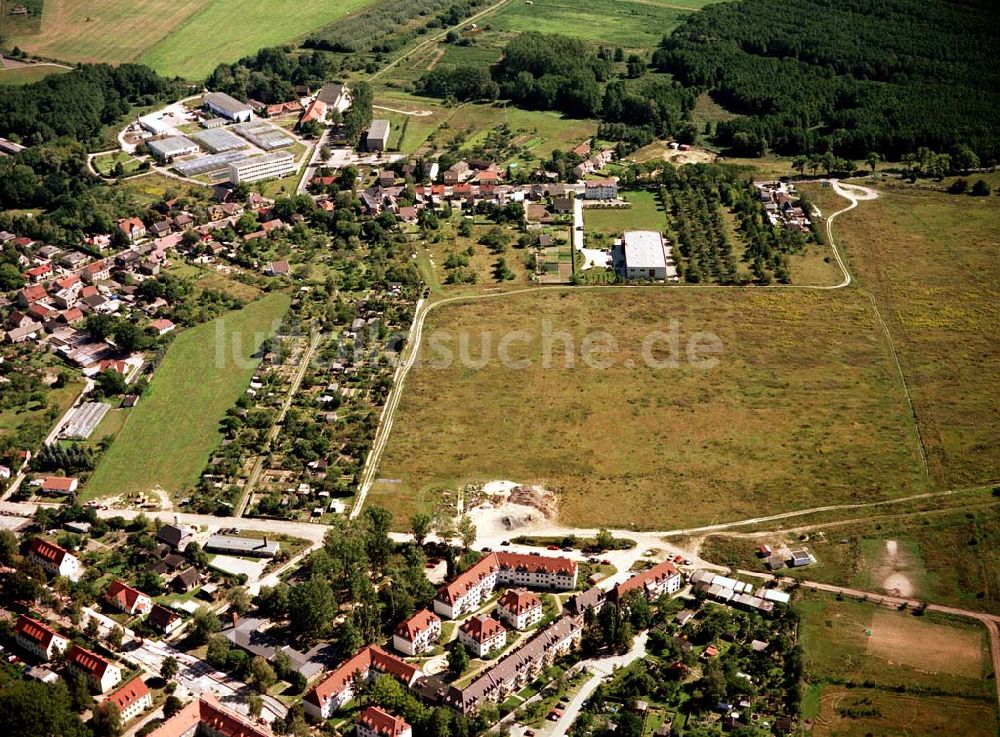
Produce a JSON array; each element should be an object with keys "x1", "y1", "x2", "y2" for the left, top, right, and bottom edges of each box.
[{"x1": 227, "y1": 151, "x2": 295, "y2": 185}]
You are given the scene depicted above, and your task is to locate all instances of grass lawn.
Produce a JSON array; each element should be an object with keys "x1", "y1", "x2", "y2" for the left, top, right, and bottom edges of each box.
[
  {"x1": 374, "y1": 288, "x2": 927, "y2": 528},
  {"x1": 83, "y1": 292, "x2": 291, "y2": 499},
  {"x1": 811, "y1": 687, "x2": 996, "y2": 737},
  {"x1": 0, "y1": 63, "x2": 69, "y2": 85},
  {"x1": 584, "y1": 191, "x2": 666, "y2": 234},
  {"x1": 0, "y1": 380, "x2": 83, "y2": 441},
  {"x1": 116, "y1": 173, "x2": 203, "y2": 205},
  {"x1": 797, "y1": 593, "x2": 992, "y2": 696},
  {"x1": 7, "y1": 0, "x2": 377, "y2": 80},
  {"x1": 92, "y1": 151, "x2": 142, "y2": 176},
  {"x1": 802, "y1": 181, "x2": 1000, "y2": 490}
]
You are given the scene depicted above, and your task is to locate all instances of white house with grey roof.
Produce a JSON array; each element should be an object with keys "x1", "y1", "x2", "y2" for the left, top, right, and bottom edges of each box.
[
  {"x1": 204, "y1": 92, "x2": 254, "y2": 122},
  {"x1": 621, "y1": 230, "x2": 674, "y2": 281},
  {"x1": 366, "y1": 119, "x2": 391, "y2": 151}
]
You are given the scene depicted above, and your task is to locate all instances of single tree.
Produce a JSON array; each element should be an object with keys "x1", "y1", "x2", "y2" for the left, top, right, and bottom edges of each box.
[
  {"x1": 410, "y1": 512, "x2": 433, "y2": 545},
  {"x1": 161, "y1": 655, "x2": 178, "y2": 681},
  {"x1": 457, "y1": 515, "x2": 476, "y2": 550},
  {"x1": 249, "y1": 656, "x2": 277, "y2": 693}
]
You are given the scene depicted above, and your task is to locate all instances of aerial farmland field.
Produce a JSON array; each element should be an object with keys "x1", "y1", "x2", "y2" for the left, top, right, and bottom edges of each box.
[
  {"x1": 4, "y1": 0, "x2": 377, "y2": 79},
  {"x1": 374, "y1": 288, "x2": 928, "y2": 528}
]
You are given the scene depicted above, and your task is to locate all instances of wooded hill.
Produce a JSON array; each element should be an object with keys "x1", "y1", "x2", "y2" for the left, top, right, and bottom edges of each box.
[{"x1": 654, "y1": 0, "x2": 1000, "y2": 163}]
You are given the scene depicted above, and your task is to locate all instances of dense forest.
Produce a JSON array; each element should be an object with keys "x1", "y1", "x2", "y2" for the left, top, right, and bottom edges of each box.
[
  {"x1": 417, "y1": 32, "x2": 695, "y2": 146},
  {"x1": 0, "y1": 63, "x2": 179, "y2": 146},
  {"x1": 654, "y1": 0, "x2": 1000, "y2": 162}
]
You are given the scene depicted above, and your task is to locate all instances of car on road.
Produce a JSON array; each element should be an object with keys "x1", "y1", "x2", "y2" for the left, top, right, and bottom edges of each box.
[
  {"x1": 576, "y1": 225, "x2": 584, "y2": 230},
  {"x1": 481, "y1": 547, "x2": 492, "y2": 553},
  {"x1": 501, "y1": 540, "x2": 510, "y2": 546},
  {"x1": 546, "y1": 545, "x2": 561, "y2": 551}
]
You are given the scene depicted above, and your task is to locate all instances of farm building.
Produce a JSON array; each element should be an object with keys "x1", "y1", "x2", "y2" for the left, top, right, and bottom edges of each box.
[
  {"x1": 203, "y1": 92, "x2": 254, "y2": 122},
  {"x1": 148, "y1": 136, "x2": 200, "y2": 162},
  {"x1": 366, "y1": 119, "x2": 391, "y2": 151},
  {"x1": 621, "y1": 230, "x2": 668, "y2": 280}
]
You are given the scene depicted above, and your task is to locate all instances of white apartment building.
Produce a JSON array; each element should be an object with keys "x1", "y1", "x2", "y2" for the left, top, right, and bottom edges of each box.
[
  {"x1": 392, "y1": 609, "x2": 441, "y2": 656},
  {"x1": 497, "y1": 589, "x2": 543, "y2": 631},
  {"x1": 227, "y1": 151, "x2": 295, "y2": 184}
]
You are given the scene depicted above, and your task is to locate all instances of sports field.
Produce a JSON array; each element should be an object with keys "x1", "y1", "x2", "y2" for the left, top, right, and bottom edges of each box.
[
  {"x1": 83, "y1": 292, "x2": 290, "y2": 499},
  {"x1": 801, "y1": 182, "x2": 1000, "y2": 490},
  {"x1": 812, "y1": 688, "x2": 996, "y2": 737},
  {"x1": 374, "y1": 288, "x2": 927, "y2": 528},
  {"x1": 6, "y1": 0, "x2": 376, "y2": 79}
]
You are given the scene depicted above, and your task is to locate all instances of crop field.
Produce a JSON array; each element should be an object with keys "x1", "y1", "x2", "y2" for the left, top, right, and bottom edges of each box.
[
  {"x1": 811, "y1": 688, "x2": 996, "y2": 737},
  {"x1": 83, "y1": 292, "x2": 290, "y2": 499},
  {"x1": 373, "y1": 288, "x2": 927, "y2": 527},
  {"x1": 802, "y1": 182, "x2": 1000, "y2": 490},
  {"x1": 6, "y1": 0, "x2": 376, "y2": 79},
  {"x1": 798, "y1": 595, "x2": 991, "y2": 695}
]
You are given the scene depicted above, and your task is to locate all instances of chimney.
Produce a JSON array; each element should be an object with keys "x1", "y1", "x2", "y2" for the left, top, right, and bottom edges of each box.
[{"x1": 231, "y1": 611, "x2": 239, "y2": 628}]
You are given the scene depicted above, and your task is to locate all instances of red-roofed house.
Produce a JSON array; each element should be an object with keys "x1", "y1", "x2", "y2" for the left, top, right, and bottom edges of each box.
[
  {"x1": 611, "y1": 560, "x2": 682, "y2": 603},
  {"x1": 18, "y1": 284, "x2": 47, "y2": 307},
  {"x1": 300, "y1": 98, "x2": 327, "y2": 126},
  {"x1": 67, "y1": 644, "x2": 121, "y2": 693},
  {"x1": 41, "y1": 476, "x2": 78, "y2": 495},
  {"x1": 15, "y1": 615, "x2": 69, "y2": 661},
  {"x1": 105, "y1": 580, "x2": 153, "y2": 615},
  {"x1": 434, "y1": 552, "x2": 577, "y2": 619},
  {"x1": 60, "y1": 307, "x2": 85, "y2": 325},
  {"x1": 150, "y1": 318, "x2": 175, "y2": 335},
  {"x1": 24, "y1": 263, "x2": 53, "y2": 282},
  {"x1": 303, "y1": 646, "x2": 422, "y2": 720},
  {"x1": 392, "y1": 608, "x2": 441, "y2": 656},
  {"x1": 584, "y1": 177, "x2": 618, "y2": 200},
  {"x1": 357, "y1": 706, "x2": 412, "y2": 737},
  {"x1": 148, "y1": 694, "x2": 271, "y2": 737},
  {"x1": 29, "y1": 538, "x2": 81, "y2": 581},
  {"x1": 106, "y1": 676, "x2": 152, "y2": 721},
  {"x1": 117, "y1": 217, "x2": 147, "y2": 243},
  {"x1": 81, "y1": 260, "x2": 112, "y2": 284},
  {"x1": 497, "y1": 589, "x2": 543, "y2": 630},
  {"x1": 459, "y1": 614, "x2": 507, "y2": 657}
]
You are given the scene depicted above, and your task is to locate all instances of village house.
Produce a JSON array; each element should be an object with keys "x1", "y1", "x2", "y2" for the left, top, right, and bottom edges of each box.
[
  {"x1": 15, "y1": 615, "x2": 69, "y2": 661},
  {"x1": 434, "y1": 552, "x2": 578, "y2": 619},
  {"x1": 18, "y1": 284, "x2": 47, "y2": 307},
  {"x1": 584, "y1": 178, "x2": 618, "y2": 200},
  {"x1": 303, "y1": 645, "x2": 421, "y2": 720},
  {"x1": 155, "y1": 523, "x2": 193, "y2": 550},
  {"x1": 117, "y1": 217, "x2": 147, "y2": 243},
  {"x1": 459, "y1": 615, "x2": 507, "y2": 658},
  {"x1": 356, "y1": 706, "x2": 412, "y2": 737},
  {"x1": 392, "y1": 608, "x2": 441, "y2": 656},
  {"x1": 105, "y1": 580, "x2": 153, "y2": 615},
  {"x1": 106, "y1": 676, "x2": 152, "y2": 722},
  {"x1": 40, "y1": 476, "x2": 79, "y2": 495},
  {"x1": 611, "y1": 560, "x2": 682, "y2": 603},
  {"x1": 497, "y1": 589, "x2": 543, "y2": 630},
  {"x1": 29, "y1": 538, "x2": 81, "y2": 581},
  {"x1": 148, "y1": 603, "x2": 183, "y2": 634},
  {"x1": 173, "y1": 567, "x2": 202, "y2": 594},
  {"x1": 81, "y1": 259, "x2": 112, "y2": 284},
  {"x1": 150, "y1": 318, "x2": 176, "y2": 336},
  {"x1": 67, "y1": 644, "x2": 121, "y2": 693}
]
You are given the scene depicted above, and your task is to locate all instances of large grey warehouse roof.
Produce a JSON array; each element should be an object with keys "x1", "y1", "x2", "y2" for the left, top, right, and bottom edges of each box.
[
  {"x1": 193, "y1": 128, "x2": 248, "y2": 153},
  {"x1": 317, "y1": 83, "x2": 346, "y2": 105},
  {"x1": 204, "y1": 91, "x2": 252, "y2": 116},
  {"x1": 623, "y1": 230, "x2": 666, "y2": 269},
  {"x1": 368, "y1": 119, "x2": 390, "y2": 139},
  {"x1": 205, "y1": 533, "x2": 279, "y2": 555},
  {"x1": 148, "y1": 136, "x2": 199, "y2": 158}
]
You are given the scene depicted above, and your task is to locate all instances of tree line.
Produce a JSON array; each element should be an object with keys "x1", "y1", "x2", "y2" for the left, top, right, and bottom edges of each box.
[{"x1": 653, "y1": 0, "x2": 1000, "y2": 163}]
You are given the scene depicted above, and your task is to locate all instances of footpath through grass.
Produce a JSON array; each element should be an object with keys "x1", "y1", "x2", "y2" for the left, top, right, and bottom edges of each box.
[{"x1": 83, "y1": 292, "x2": 290, "y2": 499}]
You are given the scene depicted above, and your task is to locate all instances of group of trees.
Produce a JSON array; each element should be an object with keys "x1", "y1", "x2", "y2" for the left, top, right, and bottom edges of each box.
[
  {"x1": 654, "y1": 0, "x2": 1000, "y2": 163},
  {"x1": 206, "y1": 46, "x2": 341, "y2": 105},
  {"x1": 343, "y1": 81, "x2": 374, "y2": 146}
]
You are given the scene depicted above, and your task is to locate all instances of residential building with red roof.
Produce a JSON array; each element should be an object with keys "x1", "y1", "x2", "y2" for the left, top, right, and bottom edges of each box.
[
  {"x1": 356, "y1": 706, "x2": 412, "y2": 737},
  {"x1": 28, "y1": 538, "x2": 81, "y2": 581},
  {"x1": 117, "y1": 217, "x2": 147, "y2": 243},
  {"x1": 497, "y1": 589, "x2": 543, "y2": 631},
  {"x1": 584, "y1": 177, "x2": 618, "y2": 200},
  {"x1": 459, "y1": 615, "x2": 507, "y2": 658},
  {"x1": 433, "y1": 552, "x2": 577, "y2": 619},
  {"x1": 17, "y1": 283, "x2": 47, "y2": 307},
  {"x1": 81, "y1": 259, "x2": 112, "y2": 284},
  {"x1": 303, "y1": 645, "x2": 421, "y2": 720},
  {"x1": 24, "y1": 263, "x2": 52, "y2": 282},
  {"x1": 41, "y1": 476, "x2": 78, "y2": 495},
  {"x1": 392, "y1": 608, "x2": 441, "y2": 656},
  {"x1": 300, "y1": 98, "x2": 327, "y2": 126},
  {"x1": 148, "y1": 694, "x2": 271, "y2": 737},
  {"x1": 67, "y1": 644, "x2": 121, "y2": 693},
  {"x1": 150, "y1": 318, "x2": 175, "y2": 335},
  {"x1": 14, "y1": 615, "x2": 69, "y2": 661},
  {"x1": 611, "y1": 560, "x2": 682, "y2": 603},
  {"x1": 105, "y1": 580, "x2": 153, "y2": 615},
  {"x1": 106, "y1": 676, "x2": 152, "y2": 722}
]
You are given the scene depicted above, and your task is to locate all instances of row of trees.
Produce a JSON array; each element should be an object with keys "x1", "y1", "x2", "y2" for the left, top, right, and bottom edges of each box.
[{"x1": 206, "y1": 46, "x2": 341, "y2": 104}]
